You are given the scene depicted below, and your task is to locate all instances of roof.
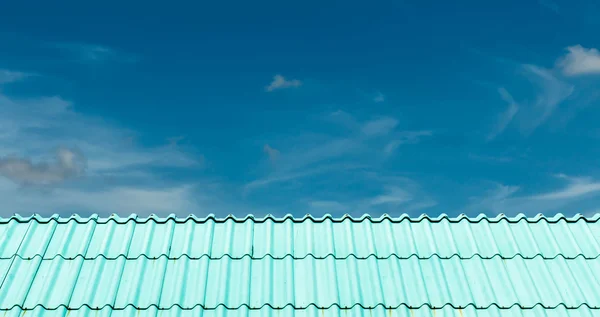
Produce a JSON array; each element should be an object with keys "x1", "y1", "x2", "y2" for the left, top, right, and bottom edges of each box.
[{"x1": 0, "y1": 213, "x2": 599, "y2": 317}]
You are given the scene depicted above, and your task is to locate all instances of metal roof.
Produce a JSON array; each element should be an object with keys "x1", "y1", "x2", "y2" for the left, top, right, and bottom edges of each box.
[
  {"x1": 3, "y1": 306, "x2": 600, "y2": 317},
  {"x1": 0, "y1": 213, "x2": 599, "y2": 316}
]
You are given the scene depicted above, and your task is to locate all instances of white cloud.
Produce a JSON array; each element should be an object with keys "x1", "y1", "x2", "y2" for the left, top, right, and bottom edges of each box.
[
  {"x1": 0, "y1": 178, "x2": 198, "y2": 216},
  {"x1": 80, "y1": 45, "x2": 117, "y2": 61},
  {"x1": 299, "y1": 174, "x2": 436, "y2": 216},
  {"x1": 265, "y1": 74, "x2": 302, "y2": 92},
  {"x1": 273, "y1": 137, "x2": 359, "y2": 173},
  {"x1": 487, "y1": 88, "x2": 519, "y2": 141},
  {"x1": 263, "y1": 144, "x2": 280, "y2": 162},
  {"x1": 243, "y1": 138, "x2": 361, "y2": 193},
  {"x1": 54, "y1": 43, "x2": 138, "y2": 63},
  {"x1": 245, "y1": 112, "x2": 431, "y2": 194},
  {"x1": 469, "y1": 175, "x2": 600, "y2": 215},
  {"x1": 244, "y1": 163, "x2": 364, "y2": 193},
  {"x1": 384, "y1": 131, "x2": 432, "y2": 154},
  {"x1": 0, "y1": 147, "x2": 86, "y2": 185},
  {"x1": 0, "y1": 74, "x2": 203, "y2": 216},
  {"x1": 556, "y1": 45, "x2": 600, "y2": 76},
  {"x1": 243, "y1": 172, "x2": 302, "y2": 193},
  {"x1": 365, "y1": 176, "x2": 436, "y2": 212},
  {"x1": 326, "y1": 110, "x2": 360, "y2": 130},
  {"x1": 373, "y1": 92, "x2": 385, "y2": 103},
  {"x1": 519, "y1": 65, "x2": 574, "y2": 133},
  {"x1": 384, "y1": 141, "x2": 402, "y2": 154},
  {"x1": 370, "y1": 186, "x2": 413, "y2": 205},
  {"x1": 0, "y1": 69, "x2": 31, "y2": 84},
  {"x1": 0, "y1": 92, "x2": 201, "y2": 173},
  {"x1": 532, "y1": 174, "x2": 600, "y2": 200},
  {"x1": 489, "y1": 184, "x2": 521, "y2": 200},
  {"x1": 487, "y1": 46, "x2": 599, "y2": 138},
  {"x1": 361, "y1": 117, "x2": 398, "y2": 136},
  {"x1": 466, "y1": 183, "x2": 523, "y2": 215}
]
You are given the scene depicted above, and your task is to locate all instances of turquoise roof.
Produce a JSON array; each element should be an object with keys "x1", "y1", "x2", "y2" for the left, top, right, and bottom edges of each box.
[{"x1": 0, "y1": 213, "x2": 599, "y2": 316}]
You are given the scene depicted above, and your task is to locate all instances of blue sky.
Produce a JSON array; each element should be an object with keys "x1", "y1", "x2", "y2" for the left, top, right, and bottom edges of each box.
[{"x1": 1, "y1": 0, "x2": 600, "y2": 217}]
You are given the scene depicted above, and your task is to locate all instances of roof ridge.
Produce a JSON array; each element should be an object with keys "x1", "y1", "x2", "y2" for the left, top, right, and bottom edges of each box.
[{"x1": 1, "y1": 213, "x2": 599, "y2": 224}]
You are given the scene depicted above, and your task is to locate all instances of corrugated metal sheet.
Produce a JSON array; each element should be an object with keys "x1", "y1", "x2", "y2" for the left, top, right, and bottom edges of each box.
[
  {"x1": 2, "y1": 306, "x2": 600, "y2": 317},
  {"x1": 2, "y1": 214, "x2": 600, "y2": 259},
  {"x1": 0, "y1": 213, "x2": 598, "y2": 316},
  {"x1": 0, "y1": 256, "x2": 599, "y2": 309}
]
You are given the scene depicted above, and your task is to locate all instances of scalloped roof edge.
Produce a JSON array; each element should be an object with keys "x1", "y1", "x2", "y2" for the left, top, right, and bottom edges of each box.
[
  {"x1": 1, "y1": 212, "x2": 599, "y2": 224},
  {"x1": 0, "y1": 302, "x2": 598, "y2": 311},
  {"x1": 2, "y1": 252, "x2": 598, "y2": 261}
]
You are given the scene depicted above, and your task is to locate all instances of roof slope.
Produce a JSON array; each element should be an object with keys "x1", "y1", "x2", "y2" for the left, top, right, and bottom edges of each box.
[{"x1": 0, "y1": 213, "x2": 599, "y2": 316}]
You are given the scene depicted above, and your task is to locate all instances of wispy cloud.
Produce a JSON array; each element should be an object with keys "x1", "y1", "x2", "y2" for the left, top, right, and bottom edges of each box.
[
  {"x1": 488, "y1": 183, "x2": 521, "y2": 201},
  {"x1": 487, "y1": 88, "x2": 519, "y2": 141},
  {"x1": 486, "y1": 45, "x2": 599, "y2": 139},
  {"x1": 53, "y1": 43, "x2": 138, "y2": 64},
  {"x1": 246, "y1": 140, "x2": 349, "y2": 193},
  {"x1": 327, "y1": 110, "x2": 360, "y2": 130},
  {"x1": 78, "y1": 45, "x2": 116, "y2": 61},
  {"x1": 532, "y1": 174, "x2": 600, "y2": 200},
  {"x1": 384, "y1": 141, "x2": 403, "y2": 155},
  {"x1": 0, "y1": 69, "x2": 32, "y2": 84},
  {"x1": 275, "y1": 137, "x2": 359, "y2": 172},
  {"x1": 265, "y1": 74, "x2": 302, "y2": 92},
  {"x1": 244, "y1": 112, "x2": 433, "y2": 201},
  {"x1": 468, "y1": 153, "x2": 514, "y2": 163},
  {"x1": 469, "y1": 174, "x2": 600, "y2": 215},
  {"x1": 466, "y1": 183, "x2": 522, "y2": 215},
  {"x1": 556, "y1": 45, "x2": 600, "y2": 76},
  {"x1": 0, "y1": 178, "x2": 198, "y2": 216},
  {"x1": 244, "y1": 163, "x2": 359, "y2": 193},
  {"x1": 366, "y1": 174, "x2": 437, "y2": 209},
  {"x1": 0, "y1": 73, "x2": 203, "y2": 216},
  {"x1": 518, "y1": 65, "x2": 574, "y2": 134},
  {"x1": 304, "y1": 174, "x2": 436, "y2": 216},
  {"x1": 0, "y1": 147, "x2": 86, "y2": 186},
  {"x1": 0, "y1": 92, "x2": 201, "y2": 172},
  {"x1": 373, "y1": 92, "x2": 385, "y2": 103},
  {"x1": 167, "y1": 136, "x2": 186, "y2": 147},
  {"x1": 370, "y1": 186, "x2": 412, "y2": 205},
  {"x1": 361, "y1": 117, "x2": 398, "y2": 136},
  {"x1": 263, "y1": 144, "x2": 280, "y2": 162},
  {"x1": 384, "y1": 131, "x2": 432, "y2": 155}
]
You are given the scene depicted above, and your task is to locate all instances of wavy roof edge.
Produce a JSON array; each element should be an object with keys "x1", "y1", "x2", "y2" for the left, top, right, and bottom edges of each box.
[
  {"x1": 5, "y1": 252, "x2": 600, "y2": 261},
  {"x1": 2, "y1": 302, "x2": 600, "y2": 311},
  {"x1": 1, "y1": 212, "x2": 599, "y2": 224},
  {"x1": 3, "y1": 305, "x2": 599, "y2": 312}
]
